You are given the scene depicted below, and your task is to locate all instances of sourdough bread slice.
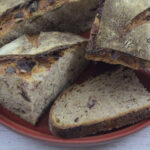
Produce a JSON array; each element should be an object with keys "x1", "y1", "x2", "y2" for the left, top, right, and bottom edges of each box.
[
  {"x1": 49, "y1": 67, "x2": 150, "y2": 138},
  {"x1": 0, "y1": 0, "x2": 99, "y2": 47},
  {"x1": 86, "y1": 0, "x2": 150, "y2": 71},
  {"x1": 0, "y1": 32, "x2": 88, "y2": 125}
]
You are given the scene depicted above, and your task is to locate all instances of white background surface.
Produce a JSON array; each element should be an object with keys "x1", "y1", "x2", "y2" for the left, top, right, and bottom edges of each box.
[{"x1": 0, "y1": 124, "x2": 150, "y2": 150}]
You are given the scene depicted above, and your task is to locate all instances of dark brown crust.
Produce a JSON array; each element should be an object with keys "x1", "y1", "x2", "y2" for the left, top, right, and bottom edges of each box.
[
  {"x1": 124, "y1": 7, "x2": 150, "y2": 34},
  {"x1": 0, "y1": 46, "x2": 69, "y2": 78},
  {"x1": 86, "y1": 1, "x2": 104, "y2": 53},
  {"x1": 0, "y1": 0, "x2": 65, "y2": 30},
  {"x1": 86, "y1": 49, "x2": 150, "y2": 71},
  {"x1": 49, "y1": 107, "x2": 150, "y2": 138}
]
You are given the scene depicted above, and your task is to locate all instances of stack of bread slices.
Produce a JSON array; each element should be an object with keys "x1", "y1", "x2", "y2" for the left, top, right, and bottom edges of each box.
[{"x1": 0, "y1": 0, "x2": 150, "y2": 138}]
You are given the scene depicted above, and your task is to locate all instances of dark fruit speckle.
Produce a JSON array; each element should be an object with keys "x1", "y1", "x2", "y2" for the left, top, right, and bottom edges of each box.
[
  {"x1": 5, "y1": 67, "x2": 15, "y2": 74},
  {"x1": 87, "y1": 99, "x2": 97, "y2": 109},
  {"x1": 49, "y1": 0, "x2": 55, "y2": 4},
  {"x1": 16, "y1": 59, "x2": 36, "y2": 72},
  {"x1": 74, "y1": 117, "x2": 79, "y2": 123},
  {"x1": 26, "y1": 1, "x2": 38, "y2": 13}
]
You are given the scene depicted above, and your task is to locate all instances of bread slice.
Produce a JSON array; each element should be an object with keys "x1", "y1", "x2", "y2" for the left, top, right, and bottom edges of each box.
[
  {"x1": 0, "y1": 0, "x2": 99, "y2": 47},
  {"x1": 0, "y1": 32, "x2": 88, "y2": 125},
  {"x1": 49, "y1": 67, "x2": 150, "y2": 138},
  {"x1": 86, "y1": 0, "x2": 150, "y2": 71}
]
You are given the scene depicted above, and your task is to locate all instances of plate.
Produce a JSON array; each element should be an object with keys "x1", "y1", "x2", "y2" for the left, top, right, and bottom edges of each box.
[
  {"x1": 0, "y1": 62, "x2": 150, "y2": 147},
  {"x1": 0, "y1": 105, "x2": 150, "y2": 147},
  {"x1": 0, "y1": 32, "x2": 150, "y2": 147}
]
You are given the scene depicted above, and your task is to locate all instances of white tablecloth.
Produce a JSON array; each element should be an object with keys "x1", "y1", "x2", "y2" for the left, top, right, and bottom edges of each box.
[{"x1": 0, "y1": 124, "x2": 150, "y2": 150}]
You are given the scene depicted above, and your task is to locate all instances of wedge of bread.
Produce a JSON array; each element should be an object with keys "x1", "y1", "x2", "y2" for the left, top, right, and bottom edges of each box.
[
  {"x1": 0, "y1": 32, "x2": 88, "y2": 125},
  {"x1": 49, "y1": 67, "x2": 150, "y2": 138},
  {"x1": 0, "y1": 0, "x2": 99, "y2": 47},
  {"x1": 86, "y1": 0, "x2": 150, "y2": 71}
]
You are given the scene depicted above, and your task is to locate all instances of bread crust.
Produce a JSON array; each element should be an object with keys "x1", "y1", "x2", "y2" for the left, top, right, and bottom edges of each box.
[
  {"x1": 0, "y1": 0, "x2": 99, "y2": 47},
  {"x1": 49, "y1": 107, "x2": 150, "y2": 138},
  {"x1": 0, "y1": 32, "x2": 87, "y2": 79},
  {"x1": 86, "y1": 0, "x2": 150, "y2": 71},
  {"x1": 0, "y1": 32, "x2": 88, "y2": 125},
  {"x1": 86, "y1": 49, "x2": 150, "y2": 71}
]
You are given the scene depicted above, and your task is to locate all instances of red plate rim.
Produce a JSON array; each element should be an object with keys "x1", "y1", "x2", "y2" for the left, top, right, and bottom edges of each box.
[{"x1": 0, "y1": 113, "x2": 150, "y2": 146}]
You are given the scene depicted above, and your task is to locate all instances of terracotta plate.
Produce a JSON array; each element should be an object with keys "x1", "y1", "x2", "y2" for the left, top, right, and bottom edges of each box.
[{"x1": 0, "y1": 32, "x2": 150, "y2": 147}]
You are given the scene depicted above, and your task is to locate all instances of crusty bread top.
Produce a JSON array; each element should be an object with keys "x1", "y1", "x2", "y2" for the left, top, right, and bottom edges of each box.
[
  {"x1": 0, "y1": 32, "x2": 87, "y2": 80},
  {"x1": 87, "y1": 0, "x2": 150, "y2": 61},
  {"x1": 0, "y1": 0, "x2": 99, "y2": 48},
  {"x1": 0, "y1": 0, "x2": 67, "y2": 38},
  {"x1": 0, "y1": 0, "x2": 26, "y2": 16},
  {"x1": 50, "y1": 67, "x2": 150, "y2": 129},
  {"x1": 0, "y1": 32, "x2": 87, "y2": 56}
]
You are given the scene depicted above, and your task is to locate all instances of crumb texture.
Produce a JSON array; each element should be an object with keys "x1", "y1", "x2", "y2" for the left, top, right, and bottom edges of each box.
[
  {"x1": 51, "y1": 68, "x2": 150, "y2": 128},
  {"x1": 0, "y1": 32, "x2": 88, "y2": 125}
]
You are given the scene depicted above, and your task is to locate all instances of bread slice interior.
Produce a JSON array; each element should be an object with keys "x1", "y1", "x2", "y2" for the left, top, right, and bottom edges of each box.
[{"x1": 49, "y1": 67, "x2": 150, "y2": 138}]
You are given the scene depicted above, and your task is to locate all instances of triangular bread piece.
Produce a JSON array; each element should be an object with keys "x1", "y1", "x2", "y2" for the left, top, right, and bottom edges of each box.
[
  {"x1": 49, "y1": 67, "x2": 150, "y2": 138},
  {"x1": 0, "y1": 32, "x2": 88, "y2": 125}
]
